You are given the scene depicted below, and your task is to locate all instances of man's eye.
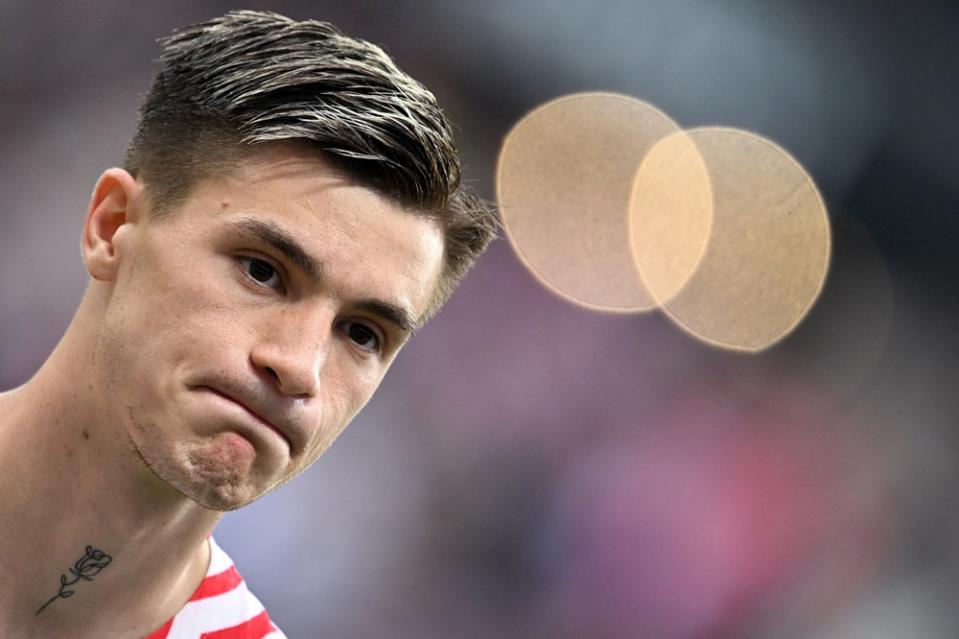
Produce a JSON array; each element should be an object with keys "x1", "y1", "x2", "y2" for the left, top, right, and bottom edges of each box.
[
  {"x1": 239, "y1": 256, "x2": 283, "y2": 290},
  {"x1": 340, "y1": 320, "x2": 382, "y2": 353}
]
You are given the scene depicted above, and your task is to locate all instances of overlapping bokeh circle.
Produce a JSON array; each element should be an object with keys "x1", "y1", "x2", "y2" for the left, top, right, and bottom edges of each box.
[{"x1": 496, "y1": 92, "x2": 831, "y2": 352}]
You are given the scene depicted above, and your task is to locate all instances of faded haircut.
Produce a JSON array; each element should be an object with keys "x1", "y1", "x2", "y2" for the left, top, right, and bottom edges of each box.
[{"x1": 123, "y1": 10, "x2": 496, "y2": 319}]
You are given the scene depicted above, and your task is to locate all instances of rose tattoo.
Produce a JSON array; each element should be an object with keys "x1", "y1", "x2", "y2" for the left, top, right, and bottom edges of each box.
[{"x1": 35, "y1": 545, "x2": 113, "y2": 616}]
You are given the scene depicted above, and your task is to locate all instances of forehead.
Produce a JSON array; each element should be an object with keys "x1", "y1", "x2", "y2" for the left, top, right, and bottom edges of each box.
[{"x1": 167, "y1": 146, "x2": 445, "y2": 320}]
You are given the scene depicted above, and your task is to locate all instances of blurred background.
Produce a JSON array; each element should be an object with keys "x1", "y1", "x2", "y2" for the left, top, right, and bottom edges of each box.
[{"x1": 1, "y1": 1, "x2": 957, "y2": 637}]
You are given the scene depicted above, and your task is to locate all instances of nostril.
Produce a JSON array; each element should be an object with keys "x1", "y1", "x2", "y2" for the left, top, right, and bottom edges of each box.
[{"x1": 265, "y1": 366, "x2": 280, "y2": 383}]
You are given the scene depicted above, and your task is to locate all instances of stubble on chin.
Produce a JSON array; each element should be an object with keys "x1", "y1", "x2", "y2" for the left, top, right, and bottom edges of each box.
[
  {"x1": 123, "y1": 406, "x2": 257, "y2": 513},
  {"x1": 181, "y1": 438, "x2": 262, "y2": 512}
]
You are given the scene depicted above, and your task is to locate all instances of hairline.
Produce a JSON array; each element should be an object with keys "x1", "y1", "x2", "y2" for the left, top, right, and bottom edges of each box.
[{"x1": 137, "y1": 144, "x2": 452, "y2": 325}]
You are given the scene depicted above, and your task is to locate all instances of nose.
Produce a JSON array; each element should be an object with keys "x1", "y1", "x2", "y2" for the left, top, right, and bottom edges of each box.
[{"x1": 249, "y1": 306, "x2": 332, "y2": 398}]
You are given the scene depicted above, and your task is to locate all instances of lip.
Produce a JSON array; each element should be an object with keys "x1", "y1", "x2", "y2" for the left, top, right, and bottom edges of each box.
[{"x1": 197, "y1": 386, "x2": 292, "y2": 452}]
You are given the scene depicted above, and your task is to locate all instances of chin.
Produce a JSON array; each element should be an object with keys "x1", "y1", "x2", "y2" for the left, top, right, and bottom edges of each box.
[
  {"x1": 163, "y1": 464, "x2": 274, "y2": 512},
  {"x1": 129, "y1": 426, "x2": 276, "y2": 512},
  {"x1": 187, "y1": 483, "x2": 259, "y2": 513},
  {"x1": 179, "y1": 445, "x2": 278, "y2": 512}
]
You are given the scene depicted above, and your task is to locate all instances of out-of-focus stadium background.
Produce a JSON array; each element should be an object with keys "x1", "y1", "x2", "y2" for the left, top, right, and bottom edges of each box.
[{"x1": 2, "y1": 2, "x2": 957, "y2": 637}]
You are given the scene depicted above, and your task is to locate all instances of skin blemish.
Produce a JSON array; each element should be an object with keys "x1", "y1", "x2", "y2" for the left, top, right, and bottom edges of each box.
[{"x1": 82, "y1": 429, "x2": 90, "y2": 441}]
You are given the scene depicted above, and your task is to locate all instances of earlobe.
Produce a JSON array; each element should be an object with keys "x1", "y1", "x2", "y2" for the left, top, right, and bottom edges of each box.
[{"x1": 82, "y1": 168, "x2": 143, "y2": 282}]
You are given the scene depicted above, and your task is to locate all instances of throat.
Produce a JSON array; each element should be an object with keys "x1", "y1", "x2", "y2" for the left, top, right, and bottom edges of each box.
[{"x1": 0, "y1": 391, "x2": 218, "y2": 637}]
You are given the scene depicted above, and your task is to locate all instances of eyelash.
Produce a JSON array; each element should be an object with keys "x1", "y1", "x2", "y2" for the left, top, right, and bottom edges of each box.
[
  {"x1": 236, "y1": 255, "x2": 385, "y2": 355},
  {"x1": 338, "y1": 320, "x2": 383, "y2": 354},
  {"x1": 238, "y1": 255, "x2": 285, "y2": 292}
]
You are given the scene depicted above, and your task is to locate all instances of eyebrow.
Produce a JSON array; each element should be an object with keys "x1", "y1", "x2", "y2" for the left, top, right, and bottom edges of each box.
[
  {"x1": 355, "y1": 300, "x2": 419, "y2": 334},
  {"x1": 228, "y1": 216, "x2": 419, "y2": 334},
  {"x1": 231, "y1": 216, "x2": 322, "y2": 281}
]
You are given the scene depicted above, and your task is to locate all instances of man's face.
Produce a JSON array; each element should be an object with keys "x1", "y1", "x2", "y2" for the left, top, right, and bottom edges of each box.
[{"x1": 93, "y1": 145, "x2": 444, "y2": 510}]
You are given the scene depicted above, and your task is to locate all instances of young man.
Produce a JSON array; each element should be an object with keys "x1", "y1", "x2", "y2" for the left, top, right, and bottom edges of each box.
[{"x1": 0, "y1": 10, "x2": 496, "y2": 639}]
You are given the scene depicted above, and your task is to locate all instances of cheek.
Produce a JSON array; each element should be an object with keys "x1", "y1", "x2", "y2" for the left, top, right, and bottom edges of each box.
[
  {"x1": 96, "y1": 258, "x2": 247, "y2": 398},
  {"x1": 329, "y1": 357, "x2": 384, "y2": 416},
  {"x1": 321, "y1": 370, "x2": 383, "y2": 445},
  {"x1": 300, "y1": 365, "x2": 383, "y2": 463}
]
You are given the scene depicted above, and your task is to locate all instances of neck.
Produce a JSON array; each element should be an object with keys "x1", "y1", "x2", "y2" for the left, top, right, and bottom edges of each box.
[{"x1": 0, "y1": 312, "x2": 221, "y2": 638}]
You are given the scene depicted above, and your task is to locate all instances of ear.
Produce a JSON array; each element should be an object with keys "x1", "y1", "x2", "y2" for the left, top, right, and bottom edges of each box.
[{"x1": 82, "y1": 168, "x2": 144, "y2": 282}]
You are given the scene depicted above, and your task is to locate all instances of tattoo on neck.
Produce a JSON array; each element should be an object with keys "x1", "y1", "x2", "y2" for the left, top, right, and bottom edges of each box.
[{"x1": 35, "y1": 545, "x2": 113, "y2": 616}]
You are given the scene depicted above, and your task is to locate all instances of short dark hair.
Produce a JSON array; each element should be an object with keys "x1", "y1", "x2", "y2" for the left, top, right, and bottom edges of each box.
[{"x1": 124, "y1": 10, "x2": 496, "y2": 319}]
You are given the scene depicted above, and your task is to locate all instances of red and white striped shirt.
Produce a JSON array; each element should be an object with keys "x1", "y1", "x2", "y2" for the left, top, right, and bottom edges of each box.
[{"x1": 146, "y1": 537, "x2": 286, "y2": 639}]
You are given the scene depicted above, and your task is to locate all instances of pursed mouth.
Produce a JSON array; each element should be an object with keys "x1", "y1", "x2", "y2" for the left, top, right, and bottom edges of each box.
[{"x1": 197, "y1": 386, "x2": 292, "y2": 451}]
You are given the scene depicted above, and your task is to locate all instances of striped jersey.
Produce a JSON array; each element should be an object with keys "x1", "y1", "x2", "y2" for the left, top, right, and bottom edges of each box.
[{"x1": 145, "y1": 537, "x2": 286, "y2": 639}]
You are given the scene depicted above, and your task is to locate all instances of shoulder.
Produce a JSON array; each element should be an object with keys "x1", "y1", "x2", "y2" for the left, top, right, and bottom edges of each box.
[{"x1": 146, "y1": 537, "x2": 287, "y2": 639}]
